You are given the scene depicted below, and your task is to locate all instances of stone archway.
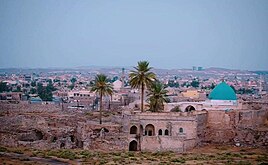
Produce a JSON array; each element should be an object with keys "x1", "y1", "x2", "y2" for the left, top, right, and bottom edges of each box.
[
  {"x1": 129, "y1": 140, "x2": 138, "y2": 151},
  {"x1": 185, "y1": 105, "x2": 195, "y2": 112},
  {"x1": 145, "y1": 124, "x2": 155, "y2": 136}
]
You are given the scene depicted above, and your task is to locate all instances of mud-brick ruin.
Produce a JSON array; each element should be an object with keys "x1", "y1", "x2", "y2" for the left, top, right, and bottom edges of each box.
[
  {"x1": 0, "y1": 100, "x2": 267, "y2": 152},
  {"x1": 0, "y1": 82, "x2": 268, "y2": 152}
]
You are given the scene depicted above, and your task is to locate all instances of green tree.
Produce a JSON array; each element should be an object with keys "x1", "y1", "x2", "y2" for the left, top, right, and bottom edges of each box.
[
  {"x1": 31, "y1": 81, "x2": 36, "y2": 87},
  {"x1": 37, "y1": 83, "x2": 53, "y2": 101},
  {"x1": 91, "y1": 74, "x2": 114, "y2": 124},
  {"x1": 167, "y1": 80, "x2": 179, "y2": 88},
  {"x1": 129, "y1": 61, "x2": 156, "y2": 112},
  {"x1": 13, "y1": 85, "x2": 22, "y2": 92},
  {"x1": 70, "y1": 77, "x2": 77, "y2": 84},
  {"x1": 191, "y1": 80, "x2": 199, "y2": 88},
  {"x1": 0, "y1": 82, "x2": 9, "y2": 92},
  {"x1": 112, "y1": 76, "x2": 119, "y2": 82},
  {"x1": 230, "y1": 85, "x2": 236, "y2": 93},
  {"x1": 30, "y1": 88, "x2": 37, "y2": 94},
  {"x1": 47, "y1": 81, "x2": 56, "y2": 92},
  {"x1": 210, "y1": 83, "x2": 215, "y2": 90},
  {"x1": 147, "y1": 82, "x2": 169, "y2": 112}
]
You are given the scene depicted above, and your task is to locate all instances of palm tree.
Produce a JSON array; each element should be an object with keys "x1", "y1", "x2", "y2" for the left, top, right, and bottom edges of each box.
[
  {"x1": 129, "y1": 61, "x2": 156, "y2": 112},
  {"x1": 91, "y1": 74, "x2": 113, "y2": 124},
  {"x1": 147, "y1": 82, "x2": 169, "y2": 112}
]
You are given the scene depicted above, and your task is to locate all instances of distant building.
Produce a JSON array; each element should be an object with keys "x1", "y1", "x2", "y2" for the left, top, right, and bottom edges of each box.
[
  {"x1": 113, "y1": 80, "x2": 123, "y2": 91},
  {"x1": 192, "y1": 66, "x2": 203, "y2": 71},
  {"x1": 24, "y1": 75, "x2": 32, "y2": 82},
  {"x1": 165, "y1": 81, "x2": 239, "y2": 112},
  {"x1": 0, "y1": 92, "x2": 22, "y2": 101},
  {"x1": 181, "y1": 89, "x2": 199, "y2": 99},
  {"x1": 29, "y1": 96, "x2": 42, "y2": 104}
]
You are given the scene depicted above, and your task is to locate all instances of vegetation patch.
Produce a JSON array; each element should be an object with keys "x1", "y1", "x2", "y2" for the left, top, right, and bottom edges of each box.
[
  {"x1": 0, "y1": 145, "x2": 267, "y2": 164},
  {"x1": 47, "y1": 150, "x2": 77, "y2": 160},
  {"x1": 0, "y1": 146, "x2": 7, "y2": 152}
]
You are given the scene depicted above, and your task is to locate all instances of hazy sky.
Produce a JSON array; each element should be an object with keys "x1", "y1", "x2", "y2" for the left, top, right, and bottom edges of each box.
[{"x1": 0, "y1": 0, "x2": 268, "y2": 70}]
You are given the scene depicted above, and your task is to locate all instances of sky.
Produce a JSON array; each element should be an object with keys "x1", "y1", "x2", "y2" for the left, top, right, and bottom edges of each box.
[{"x1": 0, "y1": 0, "x2": 268, "y2": 70}]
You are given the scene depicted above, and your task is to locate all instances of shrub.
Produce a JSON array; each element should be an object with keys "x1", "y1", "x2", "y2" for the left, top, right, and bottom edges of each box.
[
  {"x1": 256, "y1": 155, "x2": 268, "y2": 162},
  {"x1": 237, "y1": 161, "x2": 252, "y2": 165},
  {"x1": 171, "y1": 158, "x2": 186, "y2": 163},
  {"x1": 112, "y1": 156, "x2": 121, "y2": 162},
  {"x1": 127, "y1": 152, "x2": 135, "y2": 157},
  {"x1": 14, "y1": 149, "x2": 23, "y2": 154},
  {"x1": 0, "y1": 146, "x2": 7, "y2": 152}
]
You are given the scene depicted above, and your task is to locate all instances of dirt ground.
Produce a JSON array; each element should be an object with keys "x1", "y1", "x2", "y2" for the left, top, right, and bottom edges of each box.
[{"x1": 0, "y1": 144, "x2": 267, "y2": 165}]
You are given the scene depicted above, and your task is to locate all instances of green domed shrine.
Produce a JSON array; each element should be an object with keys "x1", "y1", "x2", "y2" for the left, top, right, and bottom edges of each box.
[{"x1": 208, "y1": 82, "x2": 237, "y2": 100}]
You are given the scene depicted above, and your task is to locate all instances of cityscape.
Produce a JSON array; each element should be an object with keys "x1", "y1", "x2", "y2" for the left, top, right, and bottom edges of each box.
[{"x1": 1, "y1": 0, "x2": 268, "y2": 164}]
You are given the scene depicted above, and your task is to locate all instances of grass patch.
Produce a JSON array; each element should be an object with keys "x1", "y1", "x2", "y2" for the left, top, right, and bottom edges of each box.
[
  {"x1": 47, "y1": 150, "x2": 77, "y2": 160},
  {"x1": 13, "y1": 149, "x2": 23, "y2": 154},
  {"x1": 171, "y1": 158, "x2": 186, "y2": 163},
  {"x1": 79, "y1": 150, "x2": 93, "y2": 158},
  {"x1": 256, "y1": 155, "x2": 268, "y2": 162},
  {"x1": 237, "y1": 161, "x2": 252, "y2": 165},
  {"x1": 0, "y1": 146, "x2": 7, "y2": 152}
]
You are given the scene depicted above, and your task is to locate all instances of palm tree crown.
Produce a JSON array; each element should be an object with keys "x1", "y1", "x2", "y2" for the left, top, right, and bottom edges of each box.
[
  {"x1": 147, "y1": 82, "x2": 169, "y2": 112},
  {"x1": 91, "y1": 74, "x2": 113, "y2": 124},
  {"x1": 129, "y1": 61, "x2": 156, "y2": 112}
]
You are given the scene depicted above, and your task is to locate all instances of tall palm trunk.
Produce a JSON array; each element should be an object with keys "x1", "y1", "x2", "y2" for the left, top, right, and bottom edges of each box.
[
  {"x1": 141, "y1": 83, "x2": 144, "y2": 112},
  {"x1": 99, "y1": 92, "x2": 103, "y2": 124}
]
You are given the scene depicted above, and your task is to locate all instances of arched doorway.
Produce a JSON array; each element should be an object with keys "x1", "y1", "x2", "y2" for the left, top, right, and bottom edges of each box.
[
  {"x1": 185, "y1": 105, "x2": 195, "y2": 112},
  {"x1": 145, "y1": 124, "x2": 155, "y2": 136},
  {"x1": 130, "y1": 125, "x2": 138, "y2": 134},
  {"x1": 129, "y1": 140, "x2": 138, "y2": 151}
]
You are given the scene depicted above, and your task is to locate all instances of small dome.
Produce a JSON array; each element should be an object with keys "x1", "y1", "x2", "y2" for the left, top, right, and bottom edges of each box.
[{"x1": 208, "y1": 82, "x2": 236, "y2": 100}]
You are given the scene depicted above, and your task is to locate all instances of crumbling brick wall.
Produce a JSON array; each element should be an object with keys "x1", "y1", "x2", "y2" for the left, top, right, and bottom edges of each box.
[{"x1": 204, "y1": 108, "x2": 268, "y2": 147}]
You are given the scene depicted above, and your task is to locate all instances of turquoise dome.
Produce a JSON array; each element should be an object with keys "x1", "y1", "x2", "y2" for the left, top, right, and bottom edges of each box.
[{"x1": 208, "y1": 82, "x2": 237, "y2": 100}]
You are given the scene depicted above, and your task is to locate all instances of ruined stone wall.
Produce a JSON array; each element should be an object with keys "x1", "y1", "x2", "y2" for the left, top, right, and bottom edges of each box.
[
  {"x1": 77, "y1": 122, "x2": 128, "y2": 151},
  {"x1": 0, "y1": 113, "x2": 79, "y2": 149},
  {"x1": 196, "y1": 112, "x2": 208, "y2": 145},
  {"x1": 204, "y1": 108, "x2": 268, "y2": 147},
  {"x1": 0, "y1": 102, "x2": 90, "y2": 150}
]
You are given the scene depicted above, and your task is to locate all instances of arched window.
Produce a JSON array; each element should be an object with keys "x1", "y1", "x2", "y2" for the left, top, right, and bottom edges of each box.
[
  {"x1": 130, "y1": 125, "x2": 138, "y2": 134},
  {"x1": 179, "y1": 128, "x2": 183, "y2": 133},
  {"x1": 185, "y1": 105, "x2": 195, "y2": 112},
  {"x1": 145, "y1": 124, "x2": 155, "y2": 136},
  {"x1": 158, "y1": 129, "x2": 162, "y2": 135},
  {"x1": 164, "y1": 129, "x2": 169, "y2": 136}
]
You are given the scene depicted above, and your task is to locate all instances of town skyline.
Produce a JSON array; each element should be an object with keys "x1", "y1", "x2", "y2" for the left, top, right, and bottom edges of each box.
[{"x1": 0, "y1": 65, "x2": 268, "y2": 72}]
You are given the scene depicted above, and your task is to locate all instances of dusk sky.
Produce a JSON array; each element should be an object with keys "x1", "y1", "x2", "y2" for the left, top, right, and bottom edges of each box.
[{"x1": 0, "y1": 0, "x2": 268, "y2": 70}]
